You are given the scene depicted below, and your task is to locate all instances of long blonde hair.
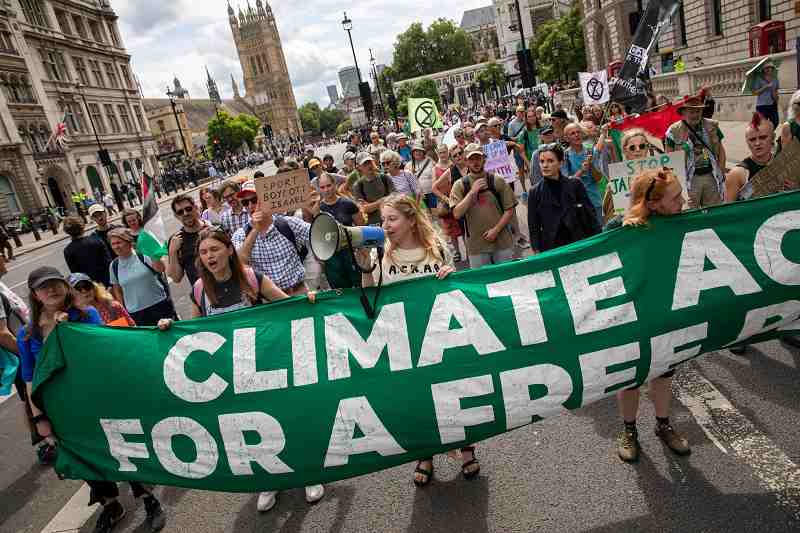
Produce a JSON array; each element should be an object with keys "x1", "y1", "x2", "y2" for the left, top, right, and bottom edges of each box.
[
  {"x1": 381, "y1": 194, "x2": 445, "y2": 262},
  {"x1": 624, "y1": 167, "x2": 681, "y2": 226}
]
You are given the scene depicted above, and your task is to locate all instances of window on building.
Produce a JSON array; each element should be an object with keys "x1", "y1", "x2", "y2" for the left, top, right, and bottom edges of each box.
[
  {"x1": 20, "y1": 0, "x2": 49, "y2": 27},
  {"x1": 0, "y1": 24, "x2": 16, "y2": 54},
  {"x1": 250, "y1": 57, "x2": 258, "y2": 77},
  {"x1": 105, "y1": 63, "x2": 119, "y2": 88},
  {"x1": 62, "y1": 102, "x2": 83, "y2": 133},
  {"x1": 133, "y1": 105, "x2": 145, "y2": 131},
  {"x1": 89, "y1": 60, "x2": 105, "y2": 87},
  {"x1": 72, "y1": 15, "x2": 87, "y2": 38},
  {"x1": 104, "y1": 104, "x2": 120, "y2": 133},
  {"x1": 708, "y1": 0, "x2": 723, "y2": 35},
  {"x1": 156, "y1": 119, "x2": 165, "y2": 134},
  {"x1": 106, "y1": 21, "x2": 120, "y2": 46},
  {"x1": 41, "y1": 49, "x2": 69, "y2": 81},
  {"x1": 119, "y1": 64, "x2": 133, "y2": 88},
  {"x1": 72, "y1": 57, "x2": 90, "y2": 85},
  {"x1": 676, "y1": 3, "x2": 688, "y2": 46},
  {"x1": 54, "y1": 9, "x2": 71, "y2": 35},
  {"x1": 88, "y1": 103, "x2": 106, "y2": 133},
  {"x1": 72, "y1": 101, "x2": 87, "y2": 132},
  {"x1": 88, "y1": 20, "x2": 105, "y2": 43},
  {"x1": 1, "y1": 74, "x2": 34, "y2": 104},
  {"x1": 118, "y1": 105, "x2": 133, "y2": 132},
  {"x1": 0, "y1": 175, "x2": 20, "y2": 214},
  {"x1": 758, "y1": 0, "x2": 771, "y2": 21}
]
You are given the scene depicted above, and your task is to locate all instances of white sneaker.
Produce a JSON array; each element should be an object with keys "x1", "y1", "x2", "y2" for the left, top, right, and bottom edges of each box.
[
  {"x1": 256, "y1": 491, "x2": 277, "y2": 512},
  {"x1": 304, "y1": 484, "x2": 325, "y2": 503}
]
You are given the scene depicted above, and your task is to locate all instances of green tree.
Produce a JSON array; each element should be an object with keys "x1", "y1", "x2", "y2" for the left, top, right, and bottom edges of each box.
[
  {"x1": 476, "y1": 62, "x2": 508, "y2": 99},
  {"x1": 391, "y1": 18, "x2": 474, "y2": 81},
  {"x1": 394, "y1": 78, "x2": 442, "y2": 117},
  {"x1": 298, "y1": 102, "x2": 321, "y2": 135},
  {"x1": 207, "y1": 110, "x2": 260, "y2": 157},
  {"x1": 319, "y1": 108, "x2": 346, "y2": 136},
  {"x1": 531, "y1": 6, "x2": 586, "y2": 83},
  {"x1": 335, "y1": 118, "x2": 352, "y2": 136}
]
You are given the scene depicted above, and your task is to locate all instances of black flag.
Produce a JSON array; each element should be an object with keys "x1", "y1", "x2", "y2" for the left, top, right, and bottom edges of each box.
[{"x1": 610, "y1": 0, "x2": 681, "y2": 113}]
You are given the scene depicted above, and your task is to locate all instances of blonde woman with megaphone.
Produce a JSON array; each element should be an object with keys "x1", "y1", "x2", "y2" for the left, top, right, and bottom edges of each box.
[{"x1": 360, "y1": 194, "x2": 479, "y2": 487}]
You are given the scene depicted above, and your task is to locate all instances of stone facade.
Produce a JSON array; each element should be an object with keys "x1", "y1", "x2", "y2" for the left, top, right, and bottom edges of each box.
[
  {"x1": 492, "y1": 0, "x2": 568, "y2": 75},
  {"x1": 394, "y1": 62, "x2": 494, "y2": 109},
  {"x1": 580, "y1": 0, "x2": 799, "y2": 121},
  {"x1": 460, "y1": 6, "x2": 501, "y2": 63},
  {"x1": 228, "y1": 0, "x2": 301, "y2": 138},
  {"x1": 143, "y1": 102, "x2": 194, "y2": 158},
  {"x1": 0, "y1": 0, "x2": 158, "y2": 218}
]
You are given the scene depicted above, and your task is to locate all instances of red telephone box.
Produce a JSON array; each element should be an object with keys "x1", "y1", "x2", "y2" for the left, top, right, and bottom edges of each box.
[
  {"x1": 607, "y1": 60, "x2": 623, "y2": 79},
  {"x1": 749, "y1": 21, "x2": 786, "y2": 57}
]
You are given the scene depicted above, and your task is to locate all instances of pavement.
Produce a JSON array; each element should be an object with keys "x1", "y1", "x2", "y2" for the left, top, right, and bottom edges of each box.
[{"x1": 2, "y1": 140, "x2": 799, "y2": 533}]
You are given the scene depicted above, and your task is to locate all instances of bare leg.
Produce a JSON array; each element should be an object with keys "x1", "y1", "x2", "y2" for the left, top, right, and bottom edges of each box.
[{"x1": 650, "y1": 376, "x2": 672, "y2": 418}]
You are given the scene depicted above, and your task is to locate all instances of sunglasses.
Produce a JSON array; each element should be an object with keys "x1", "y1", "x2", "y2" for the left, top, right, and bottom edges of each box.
[
  {"x1": 223, "y1": 193, "x2": 237, "y2": 202},
  {"x1": 74, "y1": 282, "x2": 94, "y2": 292},
  {"x1": 240, "y1": 197, "x2": 257, "y2": 207},
  {"x1": 175, "y1": 205, "x2": 194, "y2": 216},
  {"x1": 627, "y1": 143, "x2": 649, "y2": 151}
]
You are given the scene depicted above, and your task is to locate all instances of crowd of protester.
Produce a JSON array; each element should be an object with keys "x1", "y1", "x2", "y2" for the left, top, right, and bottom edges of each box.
[{"x1": 3, "y1": 81, "x2": 800, "y2": 532}]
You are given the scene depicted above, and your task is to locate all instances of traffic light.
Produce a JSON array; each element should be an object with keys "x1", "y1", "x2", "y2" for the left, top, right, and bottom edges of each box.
[
  {"x1": 386, "y1": 93, "x2": 397, "y2": 111},
  {"x1": 517, "y1": 49, "x2": 536, "y2": 88},
  {"x1": 98, "y1": 148, "x2": 112, "y2": 166}
]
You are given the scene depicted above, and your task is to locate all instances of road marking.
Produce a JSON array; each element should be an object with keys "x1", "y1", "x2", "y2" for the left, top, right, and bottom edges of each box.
[
  {"x1": 40, "y1": 483, "x2": 98, "y2": 533},
  {"x1": 676, "y1": 365, "x2": 800, "y2": 520}
]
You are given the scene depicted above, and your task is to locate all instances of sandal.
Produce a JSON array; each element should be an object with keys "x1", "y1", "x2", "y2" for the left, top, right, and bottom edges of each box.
[
  {"x1": 460, "y1": 446, "x2": 480, "y2": 480},
  {"x1": 413, "y1": 458, "x2": 434, "y2": 487}
]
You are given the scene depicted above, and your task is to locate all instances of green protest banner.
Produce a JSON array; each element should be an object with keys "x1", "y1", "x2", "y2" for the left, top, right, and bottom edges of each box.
[
  {"x1": 408, "y1": 98, "x2": 443, "y2": 133},
  {"x1": 34, "y1": 192, "x2": 800, "y2": 493}
]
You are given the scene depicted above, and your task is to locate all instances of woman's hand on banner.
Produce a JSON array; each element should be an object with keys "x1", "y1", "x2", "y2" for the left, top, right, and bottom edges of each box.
[
  {"x1": 436, "y1": 265, "x2": 456, "y2": 280},
  {"x1": 157, "y1": 319, "x2": 174, "y2": 331}
]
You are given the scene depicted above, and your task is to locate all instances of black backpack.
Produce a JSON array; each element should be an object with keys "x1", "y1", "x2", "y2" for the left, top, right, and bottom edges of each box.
[
  {"x1": 457, "y1": 174, "x2": 506, "y2": 237},
  {"x1": 245, "y1": 217, "x2": 308, "y2": 262}
]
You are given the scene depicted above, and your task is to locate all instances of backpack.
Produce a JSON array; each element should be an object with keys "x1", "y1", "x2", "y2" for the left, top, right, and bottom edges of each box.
[
  {"x1": 192, "y1": 267, "x2": 262, "y2": 317},
  {"x1": 112, "y1": 253, "x2": 170, "y2": 293},
  {"x1": 457, "y1": 174, "x2": 506, "y2": 237},
  {"x1": 245, "y1": 217, "x2": 308, "y2": 262},
  {"x1": 355, "y1": 174, "x2": 391, "y2": 203},
  {"x1": 0, "y1": 290, "x2": 25, "y2": 328}
]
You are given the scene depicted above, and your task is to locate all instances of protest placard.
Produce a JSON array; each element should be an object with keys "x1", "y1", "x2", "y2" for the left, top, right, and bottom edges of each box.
[
  {"x1": 255, "y1": 168, "x2": 312, "y2": 214},
  {"x1": 607, "y1": 151, "x2": 687, "y2": 215},
  {"x1": 483, "y1": 140, "x2": 518, "y2": 183},
  {"x1": 749, "y1": 139, "x2": 800, "y2": 198}
]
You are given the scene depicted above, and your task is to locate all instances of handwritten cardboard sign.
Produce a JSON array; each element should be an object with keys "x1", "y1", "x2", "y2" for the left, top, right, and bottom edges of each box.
[
  {"x1": 483, "y1": 140, "x2": 518, "y2": 183},
  {"x1": 255, "y1": 168, "x2": 312, "y2": 214},
  {"x1": 749, "y1": 139, "x2": 800, "y2": 198},
  {"x1": 607, "y1": 151, "x2": 688, "y2": 215}
]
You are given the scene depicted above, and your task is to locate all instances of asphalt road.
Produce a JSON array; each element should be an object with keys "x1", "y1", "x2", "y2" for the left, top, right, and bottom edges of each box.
[{"x1": 1, "y1": 143, "x2": 799, "y2": 533}]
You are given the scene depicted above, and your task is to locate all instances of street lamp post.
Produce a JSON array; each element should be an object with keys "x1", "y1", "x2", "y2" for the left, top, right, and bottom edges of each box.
[
  {"x1": 166, "y1": 86, "x2": 190, "y2": 157},
  {"x1": 342, "y1": 12, "x2": 373, "y2": 124},
  {"x1": 369, "y1": 48, "x2": 385, "y2": 122},
  {"x1": 341, "y1": 12, "x2": 361, "y2": 83}
]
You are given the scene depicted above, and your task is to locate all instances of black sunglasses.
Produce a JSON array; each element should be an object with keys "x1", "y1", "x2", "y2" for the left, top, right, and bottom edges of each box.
[
  {"x1": 240, "y1": 197, "x2": 257, "y2": 207},
  {"x1": 175, "y1": 205, "x2": 194, "y2": 216},
  {"x1": 74, "y1": 282, "x2": 94, "y2": 292},
  {"x1": 628, "y1": 143, "x2": 649, "y2": 151}
]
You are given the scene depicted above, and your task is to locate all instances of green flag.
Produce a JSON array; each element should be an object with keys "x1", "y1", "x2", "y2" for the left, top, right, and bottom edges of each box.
[
  {"x1": 408, "y1": 98, "x2": 443, "y2": 133},
  {"x1": 33, "y1": 191, "x2": 800, "y2": 493}
]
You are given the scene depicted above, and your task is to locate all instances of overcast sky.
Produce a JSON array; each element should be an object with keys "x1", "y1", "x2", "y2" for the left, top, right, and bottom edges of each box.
[{"x1": 113, "y1": 0, "x2": 489, "y2": 107}]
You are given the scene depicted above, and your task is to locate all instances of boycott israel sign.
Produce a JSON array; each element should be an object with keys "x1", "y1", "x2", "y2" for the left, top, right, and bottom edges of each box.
[
  {"x1": 34, "y1": 192, "x2": 800, "y2": 492},
  {"x1": 608, "y1": 151, "x2": 688, "y2": 215},
  {"x1": 255, "y1": 168, "x2": 312, "y2": 214},
  {"x1": 483, "y1": 140, "x2": 518, "y2": 183}
]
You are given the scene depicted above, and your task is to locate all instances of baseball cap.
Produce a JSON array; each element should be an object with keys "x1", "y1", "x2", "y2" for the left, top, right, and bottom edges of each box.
[
  {"x1": 516, "y1": 105, "x2": 526, "y2": 112},
  {"x1": 28, "y1": 266, "x2": 67, "y2": 290},
  {"x1": 410, "y1": 142, "x2": 425, "y2": 152},
  {"x1": 236, "y1": 180, "x2": 257, "y2": 198},
  {"x1": 356, "y1": 152, "x2": 375, "y2": 166},
  {"x1": 550, "y1": 110, "x2": 568, "y2": 120},
  {"x1": 308, "y1": 158, "x2": 322, "y2": 168},
  {"x1": 487, "y1": 117, "x2": 502, "y2": 127},
  {"x1": 67, "y1": 273, "x2": 92, "y2": 287},
  {"x1": 475, "y1": 122, "x2": 488, "y2": 131},
  {"x1": 343, "y1": 151, "x2": 356, "y2": 161},
  {"x1": 464, "y1": 143, "x2": 484, "y2": 159},
  {"x1": 540, "y1": 125, "x2": 555, "y2": 135},
  {"x1": 397, "y1": 133, "x2": 408, "y2": 140},
  {"x1": 88, "y1": 204, "x2": 106, "y2": 216}
]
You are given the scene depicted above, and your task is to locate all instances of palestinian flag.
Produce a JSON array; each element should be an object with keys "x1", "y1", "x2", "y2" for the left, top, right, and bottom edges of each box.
[
  {"x1": 608, "y1": 97, "x2": 687, "y2": 159},
  {"x1": 136, "y1": 173, "x2": 168, "y2": 259}
]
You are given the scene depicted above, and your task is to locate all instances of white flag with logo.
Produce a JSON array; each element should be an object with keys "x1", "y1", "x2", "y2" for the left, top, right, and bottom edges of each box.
[{"x1": 579, "y1": 70, "x2": 610, "y2": 105}]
